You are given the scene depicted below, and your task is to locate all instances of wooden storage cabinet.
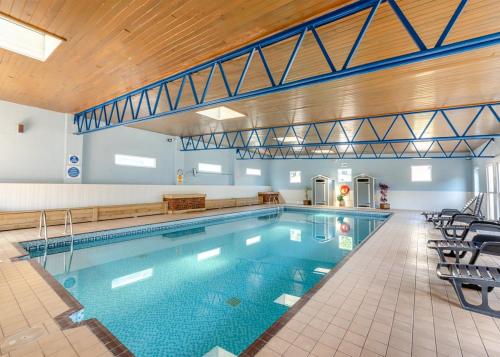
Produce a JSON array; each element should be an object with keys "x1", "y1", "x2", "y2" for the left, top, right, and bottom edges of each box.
[
  {"x1": 258, "y1": 192, "x2": 280, "y2": 204},
  {"x1": 163, "y1": 194, "x2": 206, "y2": 213}
]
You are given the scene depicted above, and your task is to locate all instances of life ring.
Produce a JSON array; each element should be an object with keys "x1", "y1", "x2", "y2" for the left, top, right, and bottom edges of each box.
[
  {"x1": 340, "y1": 223, "x2": 351, "y2": 233},
  {"x1": 339, "y1": 184, "x2": 350, "y2": 196}
]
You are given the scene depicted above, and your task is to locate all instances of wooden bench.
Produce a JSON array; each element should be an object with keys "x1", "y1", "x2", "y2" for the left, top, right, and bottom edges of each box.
[
  {"x1": 0, "y1": 202, "x2": 167, "y2": 231},
  {"x1": 205, "y1": 196, "x2": 260, "y2": 210}
]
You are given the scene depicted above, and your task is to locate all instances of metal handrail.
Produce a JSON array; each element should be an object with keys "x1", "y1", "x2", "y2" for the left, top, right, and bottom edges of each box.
[
  {"x1": 39, "y1": 210, "x2": 48, "y2": 268},
  {"x1": 64, "y1": 209, "x2": 74, "y2": 236},
  {"x1": 38, "y1": 210, "x2": 48, "y2": 241},
  {"x1": 64, "y1": 209, "x2": 75, "y2": 253}
]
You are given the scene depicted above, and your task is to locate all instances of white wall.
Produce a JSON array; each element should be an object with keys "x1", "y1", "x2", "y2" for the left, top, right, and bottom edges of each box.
[
  {"x1": 0, "y1": 183, "x2": 272, "y2": 211},
  {"x1": 0, "y1": 100, "x2": 67, "y2": 183},
  {"x1": 82, "y1": 126, "x2": 178, "y2": 185},
  {"x1": 269, "y1": 158, "x2": 474, "y2": 210},
  {"x1": 0, "y1": 99, "x2": 485, "y2": 212}
]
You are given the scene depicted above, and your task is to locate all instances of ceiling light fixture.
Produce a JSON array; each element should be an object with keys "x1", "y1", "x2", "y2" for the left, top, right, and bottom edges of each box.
[
  {"x1": 0, "y1": 13, "x2": 64, "y2": 61},
  {"x1": 196, "y1": 106, "x2": 245, "y2": 120}
]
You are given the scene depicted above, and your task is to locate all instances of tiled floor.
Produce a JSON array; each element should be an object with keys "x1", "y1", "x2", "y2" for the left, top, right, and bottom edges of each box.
[
  {"x1": 0, "y1": 208, "x2": 499, "y2": 356},
  {"x1": 255, "y1": 211, "x2": 500, "y2": 357}
]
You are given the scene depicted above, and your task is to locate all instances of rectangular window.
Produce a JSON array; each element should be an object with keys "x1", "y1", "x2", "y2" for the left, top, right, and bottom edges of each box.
[
  {"x1": 114, "y1": 154, "x2": 156, "y2": 168},
  {"x1": 338, "y1": 168, "x2": 352, "y2": 183},
  {"x1": 486, "y1": 164, "x2": 498, "y2": 220},
  {"x1": 246, "y1": 168, "x2": 261, "y2": 176},
  {"x1": 411, "y1": 165, "x2": 432, "y2": 182},
  {"x1": 290, "y1": 171, "x2": 301, "y2": 183},
  {"x1": 473, "y1": 167, "x2": 480, "y2": 194},
  {"x1": 198, "y1": 163, "x2": 222, "y2": 173}
]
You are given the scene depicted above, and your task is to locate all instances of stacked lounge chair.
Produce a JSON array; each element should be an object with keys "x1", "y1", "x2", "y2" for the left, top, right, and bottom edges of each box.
[
  {"x1": 428, "y1": 222, "x2": 500, "y2": 263},
  {"x1": 431, "y1": 193, "x2": 484, "y2": 228},
  {"x1": 422, "y1": 193, "x2": 483, "y2": 224},
  {"x1": 425, "y1": 195, "x2": 500, "y2": 318}
]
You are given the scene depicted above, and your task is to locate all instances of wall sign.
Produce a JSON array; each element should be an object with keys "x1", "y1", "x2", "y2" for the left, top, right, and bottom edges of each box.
[
  {"x1": 176, "y1": 169, "x2": 184, "y2": 185},
  {"x1": 68, "y1": 154, "x2": 80, "y2": 166},
  {"x1": 67, "y1": 166, "x2": 80, "y2": 179}
]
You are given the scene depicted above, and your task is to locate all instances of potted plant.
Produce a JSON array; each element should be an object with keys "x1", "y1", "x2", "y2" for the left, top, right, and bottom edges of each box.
[
  {"x1": 337, "y1": 194, "x2": 345, "y2": 207},
  {"x1": 379, "y1": 183, "x2": 390, "y2": 209},
  {"x1": 303, "y1": 186, "x2": 312, "y2": 205}
]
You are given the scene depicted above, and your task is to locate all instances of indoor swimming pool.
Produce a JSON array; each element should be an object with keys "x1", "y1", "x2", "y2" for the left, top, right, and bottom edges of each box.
[{"x1": 24, "y1": 207, "x2": 389, "y2": 356}]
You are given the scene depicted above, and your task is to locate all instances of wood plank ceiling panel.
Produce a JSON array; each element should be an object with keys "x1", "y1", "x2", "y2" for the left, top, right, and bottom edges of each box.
[
  {"x1": 0, "y1": 0, "x2": 353, "y2": 112},
  {"x1": 131, "y1": 45, "x2": 500, "y2": 137},
  {"x1": 1, "y1": 0, "x2": 499, "y2": 145},
  {"x1": 126, "y1": 0, "x2": 500, "y2": 138}
]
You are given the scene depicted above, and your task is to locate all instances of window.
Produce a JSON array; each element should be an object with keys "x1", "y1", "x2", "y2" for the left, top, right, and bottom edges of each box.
[
  {"x1": 338, "y1": 168, "x2": 352, "y2": 183},
  {"x1": 114, "y1": 154, "x2": 156, "y2": 168},
  {"x1": 411, "y1": 165, "x2": 432, "y2": 182},
  {"x1": 486, "y1": 164, "x2": 499, "y2": 220},
  {"x1": 197, "y1": 248, "x2": 221, "y2": 261},
  {"x1": 290, "y1": 171, "x2": 301, "y2": 183},
  {"x1": 473, "y1": 167, "x2": 480, "y2": 194},
  {"x1": 246, "y1": 168, "x2": 261, "y2": 176},
  {"x1": 289, "y1": 229, "x2": 302, "y2": 242},
  {"x1": 198, "y1": 163, "x2": 221, "y2": 173}
]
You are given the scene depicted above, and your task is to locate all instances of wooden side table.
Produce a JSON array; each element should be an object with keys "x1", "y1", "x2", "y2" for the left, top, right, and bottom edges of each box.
[{"x1": 163, "y1": 194, "x2": 206, "y2": 214}]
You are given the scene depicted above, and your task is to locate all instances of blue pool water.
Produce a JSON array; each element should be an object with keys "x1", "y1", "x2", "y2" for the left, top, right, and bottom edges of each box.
[{"x1": 29, "y1": 208, "x2": 387, "y2": 356}]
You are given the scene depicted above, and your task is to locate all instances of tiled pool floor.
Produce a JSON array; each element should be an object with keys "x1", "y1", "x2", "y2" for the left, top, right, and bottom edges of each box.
[{"x1": 0, "y1": 207, "x2": 499, "y2": 356}]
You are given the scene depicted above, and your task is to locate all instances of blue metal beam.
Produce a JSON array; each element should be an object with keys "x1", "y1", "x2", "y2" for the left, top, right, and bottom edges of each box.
[
  {"x1": 74, "y1": 0, "x2": 500, "y2": 134},
  {"x1": 180, "y1": 102, "x2": 500, "y2": 151},
  {"x1": 234, "y1": 138, "x2": 495, "y2": 160}
]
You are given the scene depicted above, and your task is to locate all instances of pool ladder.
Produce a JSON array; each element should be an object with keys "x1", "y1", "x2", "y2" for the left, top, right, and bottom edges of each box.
[
  {"x1": 38, "y1": 209, "x2": 75, "y2": 269},
  {"x1": 270, "y1": 195, "x2": 283, "y2": 214},
  {"x1": 63, "y1": 209, "x2": 76, "y2": 273}
]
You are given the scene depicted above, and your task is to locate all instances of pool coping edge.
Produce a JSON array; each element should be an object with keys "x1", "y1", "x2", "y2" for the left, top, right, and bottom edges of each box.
[{"x1": 9, "y1": 205, "x2": 392, "y2": 357}]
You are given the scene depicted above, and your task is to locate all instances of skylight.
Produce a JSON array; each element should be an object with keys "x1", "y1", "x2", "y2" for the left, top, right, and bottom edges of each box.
[
  {"x1": 196, "y1": 106, "x2": 245, "y2": 120},
  {"x1": 0, "y1": 14, "x2": 63, "y2": 61},
  {"x1": 314, "y1": 149, "x2": 332, "y2": 154},
  {"x1": 275, "y1": 136, "x2": 302, "y2": 143}
]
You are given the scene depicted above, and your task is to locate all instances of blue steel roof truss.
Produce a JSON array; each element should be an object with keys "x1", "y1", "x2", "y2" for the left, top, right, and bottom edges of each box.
[
  {"x1": 74, "y1": 0, "x2": 500, "y2": 135},
  {"x1": 233, "y1": 137, "x2": 495, "y2": 160},
  {"x1": 179, "y1": 102, "x2": 499, "y2": 159}
]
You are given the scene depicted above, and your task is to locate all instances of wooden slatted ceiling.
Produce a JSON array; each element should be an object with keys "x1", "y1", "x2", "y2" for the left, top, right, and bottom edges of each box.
[
  {"x1": 0, "y1": 0, "x2": 352, "y2": 112},
  {"x1": 126, "y1": 0, "x2": 500, "y2": 137},
  {"x1": 1, "y1": 0, "x2": 499, "y2": 143},
  {"x1": 131, "y1": 45, "x2": 500, "y2": 137}
]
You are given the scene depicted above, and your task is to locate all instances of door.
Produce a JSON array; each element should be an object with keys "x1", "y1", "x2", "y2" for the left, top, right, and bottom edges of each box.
[
  {"x1": 357, "y1": 179, "x2": 371, "y2": 207},
  {"x1": 315, "y1": 180, "x2": 326, "y2": 205}
]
